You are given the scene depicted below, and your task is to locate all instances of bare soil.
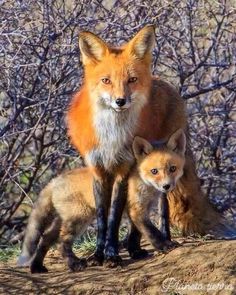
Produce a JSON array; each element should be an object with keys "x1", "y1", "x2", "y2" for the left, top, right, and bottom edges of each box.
[{"x1": 0, "y1": 239, "x2": 235, "y2": 295}]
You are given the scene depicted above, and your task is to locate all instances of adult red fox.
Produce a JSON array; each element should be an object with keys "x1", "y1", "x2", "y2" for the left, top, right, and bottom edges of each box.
[
  {"x1": 67, "y1": 25, "x2": 236, "y2": 266},
  {"x1": 18, "y1": 130, "x2": 185, "y2": 273}
]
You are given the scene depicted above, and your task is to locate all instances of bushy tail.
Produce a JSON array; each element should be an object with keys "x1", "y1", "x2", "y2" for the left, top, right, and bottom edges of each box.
[
  {"x1": 17, "y1": 183, "x2": 55, "y2": 266},
  {"x1": 168, "y1": 151, "x2": 236, "y2": 239}
]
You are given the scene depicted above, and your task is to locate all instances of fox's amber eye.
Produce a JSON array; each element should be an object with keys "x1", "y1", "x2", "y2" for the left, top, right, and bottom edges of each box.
[
  {"x1": 170, "y1": 166, "x2": 176, "y2": 173},
  {"x1": 151, "y1": 168, "x2": 158, "y2": 175},
  {"x1": 128, "y1": 77, "x2": 137, "y2": 83},
  {"x1": 102, "y1": 78, "x2": 111, "y2": 84}
]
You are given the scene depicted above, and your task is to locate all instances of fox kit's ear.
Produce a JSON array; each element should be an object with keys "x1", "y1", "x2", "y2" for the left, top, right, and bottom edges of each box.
[
  {"x1": 126, "y1": 25, "x2": 155, "y2": 59},
  {"x1": 167, "y1": 129, "x2": 186, "y2": 156},
  {"x1": 133, "y1": 136, "x2": 153, "y2": 160},
  {"x1": 79, "y1": 31, "x2": 108, "y2": 64}
]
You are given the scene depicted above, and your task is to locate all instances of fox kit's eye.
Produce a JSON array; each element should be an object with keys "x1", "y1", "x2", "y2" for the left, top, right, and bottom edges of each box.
[
  {"x1": 102, "y1": 78, "x2": 111, "y2": 84},
  {"x1": 151, "y1": 168, "x2": 158, "y2": 175},
  {"x1": 170, "y1": 166, "x2": 176, "y2": 173},
  {"x1": 128, "y1": 77, "x2": 137, "y2": 83}
]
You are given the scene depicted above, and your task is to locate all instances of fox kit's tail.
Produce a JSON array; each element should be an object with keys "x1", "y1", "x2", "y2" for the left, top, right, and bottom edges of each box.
[{"x1": 17, "y1": 183, "x2": 55, "y2": 267}]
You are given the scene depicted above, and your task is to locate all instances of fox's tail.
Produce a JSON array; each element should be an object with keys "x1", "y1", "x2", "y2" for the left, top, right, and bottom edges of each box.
[
  {"x1": 168, "y1": 150, "x2": 236, "y2": 239},
  {"x1": 17, "y1": 183, "x2": 55, "y2": 267}
]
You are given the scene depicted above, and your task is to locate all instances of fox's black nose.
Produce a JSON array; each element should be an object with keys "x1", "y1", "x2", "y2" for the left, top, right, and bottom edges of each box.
[
  {"x1": 116, "y1": 98, "x2": 126, "y2": 107},
  {"x1": 163, "y1": 184, "x2": 170, "y2": 191}
]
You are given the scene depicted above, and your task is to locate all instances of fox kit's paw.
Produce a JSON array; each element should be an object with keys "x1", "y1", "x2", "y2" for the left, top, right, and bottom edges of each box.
[
  {"x1": 87, "y1": 252, "x2": 104, "y2": 266},
  {"x1": 129, "y1": 248, "x2": 149, "y2": 260},
  {"x1": 104, "y1": 255, "x2": 123, "y2": 268},
  {"x1": 157, "y1": 240, "x2": 180, "y2": 252},
  {"x1": 30, "y1": 262, "x2": 48, "y2": 274},
  {"x1": 17, "y1": 254, "x2": 31, "y2": 267},
  {"x1": 68, "y1": 257, "x2": 87, "y2": 272}
]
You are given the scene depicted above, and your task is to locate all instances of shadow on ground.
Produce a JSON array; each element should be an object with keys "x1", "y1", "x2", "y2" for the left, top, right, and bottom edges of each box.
[{"x1": 0, "y1": 239, "x2": 236, "y2": 295}]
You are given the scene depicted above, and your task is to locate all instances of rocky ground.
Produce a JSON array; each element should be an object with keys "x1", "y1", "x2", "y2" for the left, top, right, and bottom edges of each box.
[{"x1": 0, "y1": 238, "x2": 235, "y2": 295}]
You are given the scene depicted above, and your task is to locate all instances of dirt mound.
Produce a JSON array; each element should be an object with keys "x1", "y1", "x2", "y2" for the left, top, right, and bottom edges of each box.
[{"x1": 0, "y1": 239, "x2": 235, "y2": 295}]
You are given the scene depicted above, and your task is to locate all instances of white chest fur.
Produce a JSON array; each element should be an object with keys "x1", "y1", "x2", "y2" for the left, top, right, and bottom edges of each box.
[{"x1": 86, "y1": 106, "x2": 140, "y2": 171}]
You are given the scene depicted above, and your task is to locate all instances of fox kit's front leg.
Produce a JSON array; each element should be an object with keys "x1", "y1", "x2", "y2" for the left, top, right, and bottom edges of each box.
[
  {"x1": 157, "y1": 193, "x2": 179, "y2": 249},
  {"x1": 158, "y1": 193, "x2": 171, "y2": 240},
  {"x1": 128, "y1": 208, "x2": 166, "y2": 253},
  {"x1": 127, "y1": 222, "x2": 149, "y2": 259}
]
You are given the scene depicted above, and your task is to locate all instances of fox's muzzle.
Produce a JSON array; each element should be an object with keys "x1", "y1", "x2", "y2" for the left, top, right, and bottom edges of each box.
[
  {"x1": 111, "y1": 96, "x2": 131, "y2": 112},
  {"x1": 115, "y1": 98, "x2": 126, "y2": 107}
]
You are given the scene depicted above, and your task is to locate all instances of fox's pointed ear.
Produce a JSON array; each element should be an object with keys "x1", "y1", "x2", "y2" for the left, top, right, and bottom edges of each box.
[
  {"x1": 79, "y1": 31, "x2": 108, "y2": 64},
  {"x1": 133, "y1": 136, "x2": 153, "y2": 160},
  {"x1": 167, "y1": 129, "x2": 186, "y2": 156},
  {"x1": 126, "y1": 25, "x2": 155, "y2": 60}
]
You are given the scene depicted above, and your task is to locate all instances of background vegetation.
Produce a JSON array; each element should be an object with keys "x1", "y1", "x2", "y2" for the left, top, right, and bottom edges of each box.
[{"x1": 0, "y1": 0, "x2": 235, "y2": 246}]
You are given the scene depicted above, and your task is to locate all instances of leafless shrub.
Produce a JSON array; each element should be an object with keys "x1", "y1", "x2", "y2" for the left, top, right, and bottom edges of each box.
[{"x1": 0, "y1": 0, "x2": 235, "y2": 244}]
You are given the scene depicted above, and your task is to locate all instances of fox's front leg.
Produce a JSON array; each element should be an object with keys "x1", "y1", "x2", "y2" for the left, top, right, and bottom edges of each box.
[
  {"x1": 87, "y1": 169, "x2": 112, "y2": 266},
  {"x1": 104, "y1": 168, "x2": 129, "y2": 267}
]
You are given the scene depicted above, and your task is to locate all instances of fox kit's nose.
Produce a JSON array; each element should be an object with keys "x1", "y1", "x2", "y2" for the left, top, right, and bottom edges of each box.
[
  {"x1": 163, "y1": 184, "x2": 170, "y2": 191},
  {"x1": 115, "y1": 98, "x2": 126, "y2": 107}
]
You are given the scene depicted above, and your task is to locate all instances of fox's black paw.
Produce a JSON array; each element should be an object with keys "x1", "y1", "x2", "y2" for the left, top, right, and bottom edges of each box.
[
  {"x1": 87, "y1": 253, "x2": 104, "y2": 266},
  {"x1": 68, "y1": 257, "x2": 87, "y2": 272},
  {"x1": 104, "y1": 255, "x2": 123, "y2": 268},
  {"x1": 129, "y1": 248, "x2": 149, "y2": 260},
  {"x1": 30, "y1": 262, "x2": 48, "y2": 274}
]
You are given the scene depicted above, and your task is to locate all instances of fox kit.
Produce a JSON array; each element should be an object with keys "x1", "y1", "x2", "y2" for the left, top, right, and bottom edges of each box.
[
  {"x1": 18, "y1": 130, "x2": 185, "y2": 273},
  {"x1": 67, "y1": 25, "x2": 228, "y2": 266}
]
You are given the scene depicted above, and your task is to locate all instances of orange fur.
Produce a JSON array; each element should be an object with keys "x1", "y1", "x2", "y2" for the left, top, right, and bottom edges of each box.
[
  {"x1": 67, "y1": 88, "x2": 98, "y2": 156},
  {"x1": 18, "y1": 133, "x2": 185, "y2": 271},
  {"x1": 67, "y1": 25, "x2": 234, "y2": 237}
]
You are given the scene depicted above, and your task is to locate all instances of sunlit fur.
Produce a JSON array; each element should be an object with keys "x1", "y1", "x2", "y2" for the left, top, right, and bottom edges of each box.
[
  {"x1": 139, "y1": 150, "x2": 185, "y2": 193},
  {"x1": 68, "y1": 26, "x2": 153, "y2": 171},
  {"x1": 67, "y1": 25, "x2": 235, "y2": 237},
  {"x1": 18, "y1": 135, "x2": 182, "y2": 269}
]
